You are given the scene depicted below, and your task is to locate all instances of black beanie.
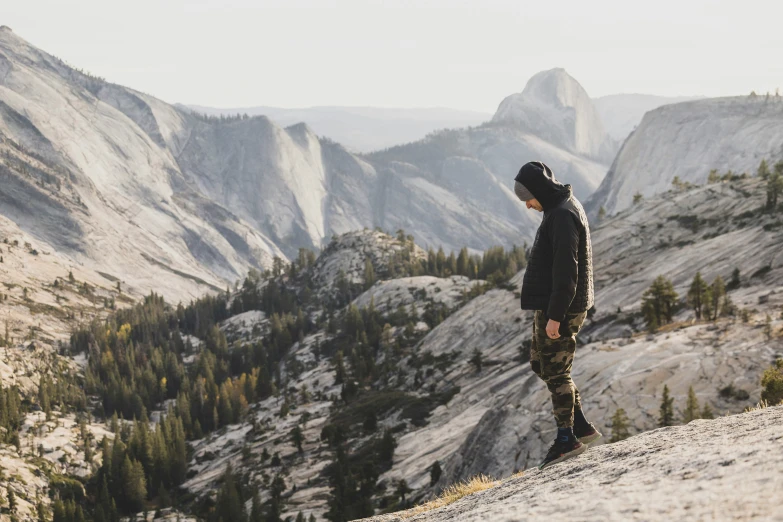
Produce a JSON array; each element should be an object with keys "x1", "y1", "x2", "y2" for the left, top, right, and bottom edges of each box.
[{"x1": 514, "y1": 162, "x2": 571, "y2": 211}]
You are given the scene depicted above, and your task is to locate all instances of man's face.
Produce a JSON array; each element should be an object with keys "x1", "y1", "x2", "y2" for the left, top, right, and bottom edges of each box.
[{"x1": 526, "y1": 198, "x2": 543, "y2": 212}]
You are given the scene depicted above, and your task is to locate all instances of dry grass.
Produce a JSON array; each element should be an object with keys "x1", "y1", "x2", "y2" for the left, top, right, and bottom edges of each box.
[
  {"x1": 399, "y1": 475, "x2": 499, "y2": 519},
  {"x1": 397, "y1": 471, "x2": 526, "y2": 519},
  {"x1": 744, "y1": 399, "x2": 770, "y2": 412}
]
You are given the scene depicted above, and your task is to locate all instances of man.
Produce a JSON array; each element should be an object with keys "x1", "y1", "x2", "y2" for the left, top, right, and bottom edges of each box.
[{"x1": 514, "y1": 161, "x2": 601, "y2": 470}]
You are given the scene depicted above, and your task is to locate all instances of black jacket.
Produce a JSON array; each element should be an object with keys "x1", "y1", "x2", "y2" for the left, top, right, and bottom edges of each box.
[{"x1": 516, "y1": 164, "x2": 594, "y2": 322}]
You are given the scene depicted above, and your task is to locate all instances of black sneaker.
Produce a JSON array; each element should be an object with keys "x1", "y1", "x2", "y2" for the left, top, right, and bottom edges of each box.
[
  {"x1": 538, "y1": 438, "x2": 586, "y2": 470},
  {"x1": 573, "y1": 421, "x2": 603, "y2": 445}
]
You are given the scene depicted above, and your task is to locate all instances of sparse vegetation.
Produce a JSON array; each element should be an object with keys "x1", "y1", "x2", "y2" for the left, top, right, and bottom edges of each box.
[
  {"x1": 682, "y1": 386, "x2": 700, "y2": 423},
  {"x1": 429, "y1": 460, "x2": 442, "y2": 486},
  {"x1": 469, "y1": 349, "x2": 483, "y2": 373},
  {"x1": 658, "y1": 385, "x2": 675, "y2": 427},
  {"x1": 0, "y1": 382, "x2": 26, "y2": 446},
  {"x1": 719, "y1": 384, "x2": 750, "y2": 402},
  {"x1": 398, "y1": 474, "x2": 498, "y2": 519},
  {"x1": 757, "y1": 159, "x2": 770, "y2": 179},
  {"x1": 760, "y1": 359, "x2": 783, "y2": 406},
  {"x1": 642, "y1": 276, "x2": 679, "y2": 331},
  {"x1": 609, "y1": 408, "x2": 631, "y2": 442},
  {"x1": 687, "y1": 272, "x2": 711, "y2": 320},
  {"x1": 765, "y1": 161, "x2": 783, "y2": 211}
]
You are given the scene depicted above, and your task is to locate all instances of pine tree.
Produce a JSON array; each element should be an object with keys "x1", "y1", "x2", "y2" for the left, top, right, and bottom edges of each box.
[
  {"x1": 296, "y1": 513, "x2": 305, "y2": 522},
  {"x1": 395, "y1": 479, "x2": 412, "y2": 505},
  {"x1": 429, "y1": 460, "x2": 442, "y2": 486},
  {"x1": 363, "y1": 411, "x2": 378, "y2": 434},
  {"x1": 658, "y1": 385, "x2": 675, "y2": 427},
  {"x1": 334, "y1": 351, "x2": 346, "y2": 385},
  {"x1": 687, "y1": 272, "x2": 711, "y2": 320},
  {"x1": 291, "y1": 425, "x2": 304, "y2": 454},
  {"x1": 683, "y1": 386, "x2": 701, "y2": 423},
  {"x1": 633, "y1": 192, "x2": 643, "y2": 204},
  {"x1": 267, "y1": 474, "x2": 286, "y2": 522},
  {"x1": 598, "y1": 206, "x2": 607, "y2": 221},
  {"x1": 761, "y1": 359, "x2": 783, "y2": 406},
  {"x1": 469, "y1": 349, "x2": 483, "y2": 373},
  {"x1": 456, "y1": 247, "x2": 469, "y2": 277},
  {"x1": 378, "y1": 430, "x2": 396, "y2": 464},
  {"x1": 764, "y1": 314, "x2": 773, "y2": 340},
  {"x1": 325, "y1": 445, "x2": 352, "y2": 522},
  {"x1": 36, "y1": 501, "x2": 47, "y2": 522},
  {"x1": 642, "y1": 276, "x2": 679, "y2": 331},
  {"x1": 7, "y1": 488, "x2": 16, "y2": 512},
  {"x1": 121, "y1": 455, "x2": 147, "y2": 513},
  {"x1": 363, "y1": 259, "x2": 375, "y2": 290},
  {"x1": 214, "y1": 464, "x2": 245, "y2": 522},
  {"x1": 757, "y1": 159, "x2": 770, "y2": 179},
  {"x1": 250, "y1": 491, "x2": 264, "y2": 522},
  {"x1": 767, "y1": 167, "x2": 783, "y2": 211},
  {"x1": 700, "y1": 402, "x2": 714, "y2": 419},
  {"x1": 52, "y1": 500, "x2": 66, "y2": 522},
  {"x1": 309, "y1": 515, "x2": 316, "y2": 522},
  {"x1": 609, "y1": 408, "x2": 631, "y2": 442},
  {"x1": 727, "y1": 268, "x2": 741, "y2": 290}
]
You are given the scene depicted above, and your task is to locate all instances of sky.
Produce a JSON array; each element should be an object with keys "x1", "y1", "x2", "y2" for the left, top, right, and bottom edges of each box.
[{"x1": 4, "y1": 0, "x2": 783, "y2": 113}]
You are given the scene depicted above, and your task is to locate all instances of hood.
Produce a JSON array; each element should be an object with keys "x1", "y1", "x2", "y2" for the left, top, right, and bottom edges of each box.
[{"x1": 514, "y1": 161, "x2": 573, "y2": 211}]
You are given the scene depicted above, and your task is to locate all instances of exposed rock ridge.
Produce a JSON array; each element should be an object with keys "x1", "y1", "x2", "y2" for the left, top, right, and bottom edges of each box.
[{"x1": 360, "y1": 407, "x2": 783, "y2": 522}]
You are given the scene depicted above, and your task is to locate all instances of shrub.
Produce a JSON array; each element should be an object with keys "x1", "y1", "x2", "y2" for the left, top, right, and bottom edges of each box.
[{"x1": 761, "y1": 359, "x2": 783, "y2": 406}]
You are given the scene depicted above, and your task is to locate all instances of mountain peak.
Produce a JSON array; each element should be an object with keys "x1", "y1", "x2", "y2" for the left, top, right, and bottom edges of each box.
[
  {"x1": 491, "y1": 69, "x2": 615, "y2": 162},
  {"x1": 520, "y1": 68, "x2": 587, "y2": 109}
]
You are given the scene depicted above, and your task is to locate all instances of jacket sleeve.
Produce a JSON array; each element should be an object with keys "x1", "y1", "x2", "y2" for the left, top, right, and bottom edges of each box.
[{"x1": 546, "y1": 209, "x2": 580, "y2": 322}]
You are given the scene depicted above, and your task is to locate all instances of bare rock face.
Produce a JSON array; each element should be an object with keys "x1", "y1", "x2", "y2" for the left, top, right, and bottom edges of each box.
[
  {"x1": 587, "y1": 95, "x2": 783, "y2": 216},
  {"x1": 493, "y1": 68, "x2": 617, "y2": 163},
  {"x1": 0, "y1": 28, "x2": 286, "y2": 303},
  {"x1": 0, "y1": 28, "x2": 615, "y2": 297},
  {"x1": 359, "y1": 69, "x2": 619, "y2": 250},
  {"x1": 593, "y1": 93, "x2": 703, "y2": 142},
  {"x1": 359, "y1": 407, "x2": 783, "y2": 522}
]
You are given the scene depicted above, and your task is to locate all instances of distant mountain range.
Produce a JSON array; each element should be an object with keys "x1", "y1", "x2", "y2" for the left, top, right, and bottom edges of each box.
[
  {"x1": 185, "y1": 86, "x2": 699, "y2": 154},
  {"x1": 4, "y1": 24, "x2": 777, "y2": 302},
  {"x1": 0, "y1": 26, "x2": 616, "y2": 298},
  {"x1": 180, "y1": 105, "x2": 492, "y2": 153}
]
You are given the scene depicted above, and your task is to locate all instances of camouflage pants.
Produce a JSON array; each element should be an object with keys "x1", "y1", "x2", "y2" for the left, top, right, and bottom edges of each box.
[{"x1": 530, "y1": 310, "x2": 587, "y2": 428}]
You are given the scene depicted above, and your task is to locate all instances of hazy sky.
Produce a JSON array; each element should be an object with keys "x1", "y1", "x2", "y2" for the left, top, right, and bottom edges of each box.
[{"x1": 5, "y1": 0, "x2": 782, "y2": 112}]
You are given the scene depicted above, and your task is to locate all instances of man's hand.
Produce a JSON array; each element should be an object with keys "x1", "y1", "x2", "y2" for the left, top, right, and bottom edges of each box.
[{"x1": 546, "y1": 319, "x2": 561, "y2": 339}]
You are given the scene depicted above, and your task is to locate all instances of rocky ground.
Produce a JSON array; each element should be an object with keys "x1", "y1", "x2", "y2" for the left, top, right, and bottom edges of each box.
[
  {"x1": 1, "y1": 177, "x2": 782, "y2": 521},
  {"x1": 360, "y1": 406, "x2": 783, "y2": 522}
]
